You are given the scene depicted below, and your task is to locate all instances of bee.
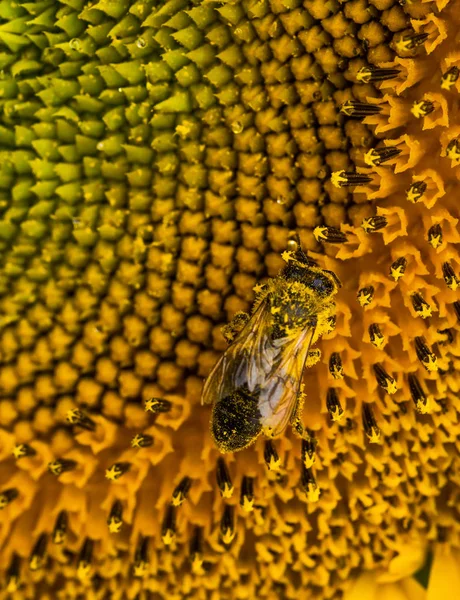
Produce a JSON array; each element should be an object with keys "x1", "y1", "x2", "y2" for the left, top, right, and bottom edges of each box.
[{"x1": 201, "y1": 241, "x2": 341, "y2": 453}]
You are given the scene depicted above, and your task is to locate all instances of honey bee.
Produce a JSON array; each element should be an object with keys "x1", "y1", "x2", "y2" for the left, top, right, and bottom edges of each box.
[{"x1": 201, "y1": 241, "x2": 341, "y2": 453}]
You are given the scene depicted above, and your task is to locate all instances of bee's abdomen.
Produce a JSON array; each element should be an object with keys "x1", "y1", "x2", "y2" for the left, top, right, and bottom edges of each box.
[{"x1": 211, "y1": 386, "x2": 262, "y2": 453}]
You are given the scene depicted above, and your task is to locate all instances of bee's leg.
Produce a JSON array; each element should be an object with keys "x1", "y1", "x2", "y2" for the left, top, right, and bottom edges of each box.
[
  {"x1": 221, "y1": 311, "x2": 250, "y2": 345},
  {"x1": 291, "y1": 392, "x2": 317, "y2": 466},
  {"x1": 305, "y1": 349, "x2": 321, "y2": 368}
]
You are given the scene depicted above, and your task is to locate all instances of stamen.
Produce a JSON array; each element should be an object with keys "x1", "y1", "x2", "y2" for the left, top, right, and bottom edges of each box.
[
  {"x1": 414, "y1": 337, "x2": 438, "y2": 372},
  {"x1": 329, "y1": 353, "x2": 344, "y2": 380},
  {"x1": 364, "y1": 147, "x2": 401, "y2": 167},
  {"x1": 264, "y1": 441, "x2": 281, "y2": 471},
  {"x1": 313, "y1": 226, "x2": 348, "y2": 243},
  {"x1": 48, "y1": 459, "x2": 77, "y2": 476},
  {"x1": 12, "y1": 443, "x2": 36, "y2": 459},
  {"x1": 339, "y1": 100, "x2": 382, "y2": 118},
  {"x1": 220, "y1": 505, "x2": 235, "y2": 545},
  {"x1": 326, "y1": 388, "x2": 344, "y2": 421},
  {"x1": 437, "y1": 328, "x2": 454, "y2": 346},
  {"x1": 356, "y1": 66, "x2": 401, "y2": 83},
  {"x1": 441, "y1": 66, "x2": 459, "y2": 90},
  {"x1": 131, "y1": 433, "x2": 154, "y2": 448},
  {"x1": 66, "y1": 408, "x2": 96, "y2": 431},
  {"x1": 108, "y1": 500, "x2": 123, "y2": 533},
  {"x1": 325, "y1": 315, "x2": 336, "y2": 334},
  {"x1": 77, "y1": 538, "x2": 94, "y2": 582},
  {"x1": 216, "y1": 458, "x2": 234, "y2": 498},
  {"x1": 411, "y1": 100, "x2": 434, "y2": 119},
  {"x1": 357, "y1": 286, "x2": 374, "y2": 307},
  {"x1": 301, "y1": 433, "x2": 317, "y2": 469},
  {"x1": 390, "y1": 257, "x2": 407, "y2": 282},
  {"x1": 362, "y1": 403, "x2": 380, "y2": 443},
  {"x1": 453, "y1": 301, "x2": 460, "y2": 321},
  {"x1": 0, "y1": 488, "x2": 18, "y2": 509},
  {"x1": 406, "y1": 181, "x2": 427, "y2": 203},
  {"x1": 373, "y1": 364, "x2": 398, "y2": 394},
  {"x1": 190, "y1": 526, "x2": 204, "y2": 573},
  {"x1": 442, "y1": 262, "x2": 460, "y2": 290},
  {"x1": 172, "y1": 476, "x2": 192, "y2": 506},
  {"x1": 396, "y1": 32, "x2": 429, "y2": 53},
  {"x1": 133, "y1": 536, "x2": 149, "y2": 578},
  {"x1": 300, "y1": 464, "x2": 320, "y2": 502},
  {"x1": 6, "y1": 554, "x2": 20, "y2": 593},
  {"x1": 446, "y1": 138, "x2": 460, "y2": 161},
  {"x1": 105, "y1": 462, "x2": 131, "y2": 481},
  {"x1": 52, "y1": 511, "x2": 68, "y2": 544},
  {"x1": 408, "y1": 374, "x2": 430, "y2": 414},
  {"x1": 411, "y1": 293, "x2": 433, "y2": 318},
  {"x1": 369, "y1": 324, "x2": 385, "y2": 349},
  {"x1": 161, "y1": 505, "x2": 176, "y2": 545},
  {"x1": 331, "y1": 170, "x2": 373, "y2": 188},
  {"x1": 361, "y1": 216, "x2": 387, "y2": 233},
  {"x1": 29, "y1": 533, "x2": 48, "y2": 571},
  {"x1": 145, "y1": 397, "x2": 172, "y2": 413},
  {"x1": 240, "y1": 476, "x2": 255, "y2": 512},
  {"x1": 427, "y1": 224, "x2": 442, "y2": 249}
]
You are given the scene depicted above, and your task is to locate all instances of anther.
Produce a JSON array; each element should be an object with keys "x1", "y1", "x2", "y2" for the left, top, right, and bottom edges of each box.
[
  {"x1": 301, "y1": 433, "x2": 317, "y2": 469},
  {"x1": 326, "y1": 388, "x2": 344, "y2": 421},
  {"x1": 411, "y1": 292, "x2": 432, "y2": 318},
  {"x1": 414, "y1": 337, "x2": 438, "y2": 372},
  {"x1": 6, "y1": 554, "x2": 20, "y2": 593},
  {"x1": 428, "y1": 224, "x2": 442, "y2": 249},
  {"x1": 329, "y1": 353, "x2": 344, "y2": 379},
  {"x1": 240, "y1": 476, "x2": 255, "y2": 512},
  {"x1": 373, "y1": 364, "x2": 398, "y2": 394},
  {"x1": 216, "y1": 458, "x2": 234, "y2": 498},
  {"x1": 264, "y1": 441, "x2": 281, "y2": 471},
  {"x1": 437, "y1": 328, "x2": 454, "y2": 346},
  {"x1": 331, "y1": 170, "x2": 373, "y2": 188},
  {"x1": 442, "y1": 262, "x2": 460, "y2": 290},
  {"x1": 52, "y1": 511, "x2": 68, "y2": 544},
  {"x1": 361, "y1": 215, "x2": 387, "y2": 233},
  {"x1": 12, "y1": 443, "x2": 36, "y2": 459},
  {"x1": 0, "y1": 488, "x2": 18, "y2": 509},
  {"x1": 362, "y1": 403, "x2": 380, "y2": 442},
  {"x1": 390, "y1": 257, "x2": 407, "y2": 282},
  {"x1": 411, "y1": 100, "x2": 434, "y2": 119},
  {"x1": 396, "y1": 32, "x2": 429, "y2": 53},
  {"x1": 446, "y1": 138, "x2": 460, "y2": 161},
  {"x1": 190, "y1": 526, "x2": 204, "y2": 572},
  {"x1": 105, "y1": 462, "x2": 131, "y2": 481},
  {"x1": 313, "y1": 226, "x2": 348, "y2": 243},
  {"x1": 48, "y1": 459, "x2": 77, "y2": 476},
  {"x1": 66, "y1": 409, "x2": 96, "y2": 432},
  {"x1": 339, "y1": 100, "x2": 382, "y2": 118},
  {"x1": 441, "y1": 66, "x2": 459, "y2": 91},
  {"x1": 408, "y1": 374, "x2": 430, "y2": 414},
  {"x1": 77, "y1": 538, "x2": 94, "y2": 582},
  {"x1": 220, "y1": 505, "x2": 235, "y2": 545},
  {"x1": 131, "y1": 433, "x2": 154, "y2": 448},
  {"x1": 29, "y1": 533, "x2": 48, "y2": 571},
  {"x1": 364, "y1": 147, "x2": 401, "y2": 167},
  {"x1": 133, "y1": 536, "x2": 149, "y2": 578},
  {"x1": 357, "y1": 286, "x2": 374, "y2": 308},
  {"x1": 406, "y1": 181, "x2": 427, "y2": 203},
  {"x1": 356, "y1": 66, "x2": 400, "y2": 83},
  {"x1": 325, "y1": 315, "x2": 336, "y2": 334},
  {"x1": 145, "y1": 397, "x2": 172, "y2": 413},
  {"x1": 300, "y1": 464, "x2": 320, "y2": 502},
  {"x1": 108, "y1": 500, "x2": 123, "y2": 533},
  {"x1": 161, "y1": 505, "x2": 176, "y2": 545},
  {"x1": 172, "y1": 476, "x2": 192, "y2": 507},
  {"x1": 369, "y1": 324, "x2": 385, "y2": 349}
]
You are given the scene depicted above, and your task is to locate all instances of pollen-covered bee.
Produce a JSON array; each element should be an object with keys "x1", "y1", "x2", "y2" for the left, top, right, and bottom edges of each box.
[{"x1": 201, "y1": 241, "x2": 341, "y2": 453}]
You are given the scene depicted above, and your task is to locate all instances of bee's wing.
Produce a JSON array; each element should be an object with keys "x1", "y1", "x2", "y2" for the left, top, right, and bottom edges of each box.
[{"x1": 201, "y1": 298, "x2": 315, "y2": 439}]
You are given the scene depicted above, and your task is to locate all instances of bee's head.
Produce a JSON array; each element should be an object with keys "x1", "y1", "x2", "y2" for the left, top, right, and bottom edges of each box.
[{"x1": 282, "y1": 242, "x2": 341, "y2": 298}]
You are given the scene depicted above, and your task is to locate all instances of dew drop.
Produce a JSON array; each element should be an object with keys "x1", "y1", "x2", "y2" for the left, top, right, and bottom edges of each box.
[
  {"x1": 69, "y1": 38, "x2": 81, "y2": 51},
  {"x1": 276, "y1": 195, "x2": 286, "y2": 205},
  {"x1": 136, "y1": 37, "x2": 147, "y2": 49},
  {"x1": 231, "y1": 121, "x2": 243, "y2": 134},
  {"x1": 96, "y1": 141, "x2": 104, "y2": 151}
]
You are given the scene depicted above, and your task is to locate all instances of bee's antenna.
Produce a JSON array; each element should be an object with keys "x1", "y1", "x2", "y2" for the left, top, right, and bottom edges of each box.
[{"x1": 323, "y1": 269, "x2": 342, "y2": 288}]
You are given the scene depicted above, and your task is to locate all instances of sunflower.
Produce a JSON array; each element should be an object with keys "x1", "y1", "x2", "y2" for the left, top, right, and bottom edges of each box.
[{"x1": 0, "y1": 0, "x2": 459, "y2": 598}]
